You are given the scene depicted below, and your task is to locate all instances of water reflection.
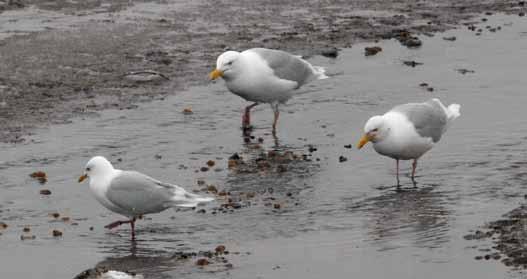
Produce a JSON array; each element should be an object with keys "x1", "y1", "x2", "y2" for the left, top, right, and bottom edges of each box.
[{"x1": 349, "y1": 185, "x2": 452, "y2": 250}]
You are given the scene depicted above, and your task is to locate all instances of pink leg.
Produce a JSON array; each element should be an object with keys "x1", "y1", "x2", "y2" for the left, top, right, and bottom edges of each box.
[
  {"x1": 242, "y1": 103, "x2": 258, "y2": 128},
  {"x1": 396, "y1": 159, "x2": 400, "y2": 187},
  {"x1": 271, "y1": 103, "x2": 280, "y2": 135},
  {"x1": 411, "y1": 159, "x2": 418, "y2": 185},
  {"x1": 104, "y1": 218, "x2": 137, "y2": 240}
]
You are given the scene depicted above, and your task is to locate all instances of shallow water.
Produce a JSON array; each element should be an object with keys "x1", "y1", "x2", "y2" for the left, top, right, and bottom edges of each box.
[{"x1": 1, "y1": 13, "x2": 527, "y2": 279}]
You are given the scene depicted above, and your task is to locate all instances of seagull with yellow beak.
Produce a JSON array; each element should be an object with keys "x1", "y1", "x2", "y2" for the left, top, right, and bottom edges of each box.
[
  {"x1": 357, "y1": 98, "x2": 460, "y2": 186},
  {"x1": 209, "y1": 48, "x2": 327, "y2": 134},
  {"x1": 78, "y1": 156, "x2": 213, "y2": 240}
]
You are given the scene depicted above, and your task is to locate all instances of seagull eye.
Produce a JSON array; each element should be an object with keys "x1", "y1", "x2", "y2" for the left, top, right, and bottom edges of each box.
[
  {"x1": 372, "y1": 128, "x2": 379, "y2": 132},
  {"x1": 226, "y1": 61, "x2": 233, "y2": 66},
  {"x1": 86, "y1": 167, "x2": 91, "y2": 172}
]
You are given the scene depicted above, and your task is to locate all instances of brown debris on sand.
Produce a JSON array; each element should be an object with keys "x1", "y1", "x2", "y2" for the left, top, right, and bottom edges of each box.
[
  {"x1": 364, "y1": 46, "x2": 382, "y2": 56},
  {"x1": 29, "y1": 171, "x2": 47, "y2": 184}
]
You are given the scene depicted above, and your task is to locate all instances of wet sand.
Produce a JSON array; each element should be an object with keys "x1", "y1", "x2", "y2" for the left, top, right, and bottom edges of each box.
[
  {"x1": 1, "y1": 0, "x2": 526, "y2": 143},
  {"x1": 1, "y1": 11, "x2": 527, "y2": 278}
]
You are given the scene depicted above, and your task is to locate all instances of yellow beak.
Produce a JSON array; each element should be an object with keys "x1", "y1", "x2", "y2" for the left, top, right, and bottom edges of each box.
[
  {"x1": 209, "y1": 69, "x2": 223, "y2": 80},
  {"x1": 78, "y1": 174, "x2": 88, "y2": 183},
  {"x1": 357, "y1": 134, "x2": 372, "y2": 149}
]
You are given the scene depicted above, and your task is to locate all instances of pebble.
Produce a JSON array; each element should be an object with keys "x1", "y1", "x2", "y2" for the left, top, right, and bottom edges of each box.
[
  {"x1": 344, "y1": 144, "x2": 352, "y2": 149},
  {"x1": 364, "y1": 46, "x2": 382, "y2": 56},
  {"x1": 39, "y1": 189, "x2": 52, "y2": 195},
  {"x1": 200, "y1": 167, "x2": 209, "y2": 172},
  {"x1": 23, "y1": 227, "x2": 30, "y2": 232},
  {"x1": 50, "y1": 212, "x2": 60, "y2": 218},
  {"x1": 20, "y1": 235, "x2": 36, "y2": 240},
  {"x1": 403, "y1": 60, "x2": 423, "y2": 67},
  {"x1": 206, "y1": 160, "x2": 215, "y2": 167},
  {"x1": 273, "y1": 203, "x2": 281, "y2": 209},
  {"x1": 52, "y1": 229, "x2": 63, "y2": 237},
  {"x1": 0, "y1": 222, "x2": 7, "y2": 229},
  {"x1": 196, "y1": 258, "x2": 210, "y2": 266},
  {"x1": 320, "y1": 47, "x2": 339, "y2": 58},
  {"x1": 339, "y1": 156, "x2": 348, "y2": 163},
  {"x1": 182, "y1": 107, "x2": 193, "y2": 114},
  {"x1": 29, "y1": 171, "x2": 47, "y2": 184},
  {"x1": 215, "y1": 245, "x2": 226, "y2": 254}
]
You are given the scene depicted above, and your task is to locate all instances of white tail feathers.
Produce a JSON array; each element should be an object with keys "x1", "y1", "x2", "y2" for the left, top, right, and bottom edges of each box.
[
  {"x1": 171, "y1": 192, "x2": 214, "y2": 208},
  {"x1": 313, "y1": 66, "x2": 329, "y2": 80},
  {"x1": 447, "y1": 103, "x2": 461, "y2": 121}
]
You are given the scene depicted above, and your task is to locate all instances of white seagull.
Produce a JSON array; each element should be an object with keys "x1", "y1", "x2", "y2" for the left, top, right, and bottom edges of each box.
[
  {"x1": 357, "y1": 98, "x2": 461, "y2": 186},
  {"x1": 78, "y1": 156, "x2": 213, "y2": 240},
  {"x1": 209, "y1": 48, "x2": 327, "y2": 134}
]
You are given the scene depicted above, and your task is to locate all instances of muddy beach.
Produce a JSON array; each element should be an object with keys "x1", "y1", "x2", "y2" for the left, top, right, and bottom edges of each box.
[{"x1": 1, "y1": 1, "x2": 527, "y2": 279}]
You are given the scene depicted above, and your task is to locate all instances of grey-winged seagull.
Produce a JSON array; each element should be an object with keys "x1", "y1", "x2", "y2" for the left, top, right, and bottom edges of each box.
[
  {"x1": 357, "y1": 98, "x2": 461, "y2": 186},
  {"x1": 78, "y1": 156, "x2": 213, "y2": 240},
  {"x1": 209, "y1": 48, "x2": 327, "y2": 134}
]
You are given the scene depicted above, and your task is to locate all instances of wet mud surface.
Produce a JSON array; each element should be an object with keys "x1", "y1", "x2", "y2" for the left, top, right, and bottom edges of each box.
[
  {"x1": 1, "y1": 0, "x2": 527, "y2": 142},
  {"x1": 1, "y1": 3, "x2": 527, "y2": 279}
]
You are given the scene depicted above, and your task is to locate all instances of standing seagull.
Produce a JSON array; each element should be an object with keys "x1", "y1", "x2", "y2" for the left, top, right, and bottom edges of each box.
[
  {"x1": 209, "y1": 48, "x2": 327, "y2": 134},
  {"x1": 78, "y1": 156, "x2": 213, "y2": 240},
  {"x1": 357, "y1": 98, "x2": 461, "y2": 186}
]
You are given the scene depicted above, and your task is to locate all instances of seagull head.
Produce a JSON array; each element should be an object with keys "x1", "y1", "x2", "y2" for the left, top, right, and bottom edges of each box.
[
  {"x1": 209, "y1": 51, "x2": 241, "y2": 81},
  {"x1": 78, "y1": 156, "x2": 115, "y2": 183},
  {"x1": 357, "y1": 116, "x2": 389, "y2": 149}
]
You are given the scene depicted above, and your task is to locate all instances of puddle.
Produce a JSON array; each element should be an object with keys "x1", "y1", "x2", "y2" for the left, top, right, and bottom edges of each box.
[{"x1": 1, "y1": 13, "x2": 526, "y2": 279}]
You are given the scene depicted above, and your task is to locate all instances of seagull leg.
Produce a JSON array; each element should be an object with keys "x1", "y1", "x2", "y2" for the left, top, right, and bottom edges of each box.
[
  {"x1": 411, "y1": 159, "x2": 418, "y2": 186},
  {"x1": 242, "y1": 103, "x2": 258, "y2": 129},
  {"x1": 271, "y1": 103, "x2": 280, "y2": 135},
  {"x1": 395, "y1": 159, "x2": 400, "y2": 187},
  {"x1": 130, "y1": 218, "x2": 136, "y2": 241}
]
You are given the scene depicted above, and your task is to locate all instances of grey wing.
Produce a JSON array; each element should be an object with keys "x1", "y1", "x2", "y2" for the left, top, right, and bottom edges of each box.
[
  {"x1": 250, "y1": 48, "x2": 316, "y2": 88},
  {"x1": 392, "y1": 99, "x2": 448, "y2": 142},
  {"x1": 106, "y1": 171, "x2": 174, "y2": 215}
]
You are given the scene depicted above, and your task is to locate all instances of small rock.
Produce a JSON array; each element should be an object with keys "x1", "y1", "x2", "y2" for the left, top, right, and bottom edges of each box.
[
  {"x1": 50, "y1": 212, "x2": 60, "y2": 219},
  {"x1": 23, "y1": 227, "x2": 30, "y2": 232},
  {"x1": 52, "y1": 229, "x2": 63, "y2": 237},
  {"x1": 207, "y1": 185, "x2": 218, "y2": 193},
  {"x1": 182, "y1": 107, "x2": 193, "y2": 115},
  {"x1": 200, "y1": 167, "x2": 209, "y2": 172},
  {"x1": 197, "y1": 179, "x2": 206, "y2": 186},
  {"x1": 339, "y1": 156, "x2": 348, "y2": 163},
  {"x1": 89, "y1": 226, "x2": 94, "y2": 231},
  {"x1": 456, "y1": 69, "x2": 475, "y2": 75},
  {"x1": 0, "y1": 222, "x2": 7, "y2": 229},
  {"x1": 197, "y1": 209, "x2": 206, "y2": 214},
  {"x1": 39, "y1": 189, "x2": 52, "y2": 195},
  {"x1": 427, "y1": 87, "x2": 434, "y2": 92},
  {"x1": 519, "y1": 12, "x2": 525, "y2": 17},
  {"x1": 61, "y1": 217, "x2": 70, "y2": 222},
  {"x1": 344, "y1": 144, "x2": 352, "y2": 149},
  {"x1": 475, "y1": 255, "x2": 483, "y2": 260},
  {"x1": 364, "y1": 46, "x2": 382, "y2": 56},
  {"x1": 443, "y1": 36, "x2": 456, "y2": 41},
  {"x1": 308, "y1": 145, "x2": 317, "y2": 153},
  {"x1": 206, "y1": 160, "x2": 215, "y2": 167},
  {"x1": 229, "y1": 153, "x2": 241, "y2": 160},
  {"x1": 154, "y1": 154, "x2": 162, "y2": 160},
  {"x1": 482, "y1": 18, "x2": 488, "y2": 22},
  {"x1": 29, "y1": 171, "x2": 47, "y2": 184},
  {"x1": 225, "y1": 263, "x2": 233, "y2": 269},
  {"x1": 258, "y1": 137, "x2": 264, "y2": 143},
  {"x1": 20, "y1": 235, "x2": 36, "y2": 240},
  {"x1": 402, "y1": 60, "x2": 423, "y2": 67},
  {"x1": 196, "y1": 258, "x2": 209, "y2": 266},
  {"x1": 273, "y1": 203, "x2": 281, "y2": 209},
  {"x1": 215, "y1": 245, "x2": 226, "y2": 254},
  {"x1": 320, "y1": 47, "x2": 339, "y2": 58}
]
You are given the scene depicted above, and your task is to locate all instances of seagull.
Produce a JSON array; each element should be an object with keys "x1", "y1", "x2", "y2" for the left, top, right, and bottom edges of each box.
[
  {"x1": 357, "y1": 98, "x2": 461, "y2": 186},
  {"x1": 209, "y1": 48, "x2": 327, "y2": 134},
  {"x1": 78, "y1": 156, "x2": 213, "y2": 240}
]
